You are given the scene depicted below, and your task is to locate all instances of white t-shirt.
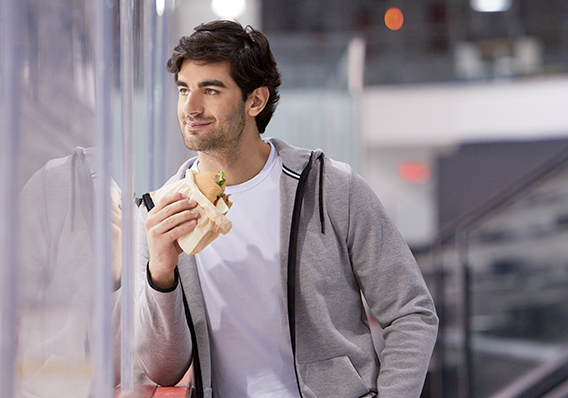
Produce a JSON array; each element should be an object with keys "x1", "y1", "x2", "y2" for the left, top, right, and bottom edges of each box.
[{"x1": 193, "y1": 143, "x2": 300, "y2": 397}]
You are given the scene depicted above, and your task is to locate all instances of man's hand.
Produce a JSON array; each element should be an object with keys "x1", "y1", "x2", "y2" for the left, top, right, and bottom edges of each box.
[{"x1": 145, "y1": 192, "x2": 199, "y2": 289}]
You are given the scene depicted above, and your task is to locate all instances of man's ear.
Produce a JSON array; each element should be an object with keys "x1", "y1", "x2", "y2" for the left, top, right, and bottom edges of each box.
[{"x1": 247, "y1": 86, "x2": 270, "y2": 117}]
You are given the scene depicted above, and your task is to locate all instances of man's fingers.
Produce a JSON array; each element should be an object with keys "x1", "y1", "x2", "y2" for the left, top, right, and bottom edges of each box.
[
  {"x1": 167, "y1": 218, "x2": 197, "y2": 241},
  {"x1": 156, "y1": 193, "x2": 197, "y2": 211},
  {"x1": 146, "y1": 194, "x2": 196, "y2": 227},
  {"x1": 151, "y1": 192, "x2": 182, "y2": 210},
  {"x1": 160, "y1": 210, "x2": 198, "y2": 233},
  {"x1": 147, "y1": 208, "x2": 197, "y2": 237},
  {"x1": 150, "y1": 194, "x2": 197, "y2": 219}
]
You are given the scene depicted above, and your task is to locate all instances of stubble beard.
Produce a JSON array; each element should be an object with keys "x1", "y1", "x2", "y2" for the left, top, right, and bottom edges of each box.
[{"x1": 180, "y1": 101, "x2": 247, "y2": 161}]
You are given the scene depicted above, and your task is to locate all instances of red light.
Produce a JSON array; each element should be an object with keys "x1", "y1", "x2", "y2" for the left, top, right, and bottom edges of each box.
[
  {"x1": 398, "y1": 162, "x2": 431, "y2": 183},
  {"x1": 385, "y1": 7, "x2": 404, "y2": 31}
]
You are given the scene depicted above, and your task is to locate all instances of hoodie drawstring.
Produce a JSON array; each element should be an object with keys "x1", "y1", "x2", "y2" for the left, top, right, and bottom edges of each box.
[
  {"x1": 286, "y1": 150, "x2": 325, "y2": 398},
  {"x1": 317, "y1": 153, "x2": 325, "y2": 234}
]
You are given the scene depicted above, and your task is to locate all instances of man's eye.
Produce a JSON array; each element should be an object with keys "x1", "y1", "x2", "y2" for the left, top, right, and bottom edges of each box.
[
  {"x1": 205, "y1": 89, "x2": 218, "y2": 95},
  {"x1": 179, "y1": 88, "x2": 189, "y2": 96}
]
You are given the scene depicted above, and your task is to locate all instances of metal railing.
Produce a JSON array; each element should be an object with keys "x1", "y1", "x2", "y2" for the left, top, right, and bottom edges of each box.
[{"x1": 420, "y1": 144, "x2": 568, "y2": 398}]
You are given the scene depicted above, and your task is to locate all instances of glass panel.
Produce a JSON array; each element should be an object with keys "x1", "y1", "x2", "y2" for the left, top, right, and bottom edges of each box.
[
  {"x1": 14, "y1": 0, "x2": 100, "y2": 395},
  {"x1": 0, "y1": 0, "x2": 164, "y2": 395},
  {"x1": 1, "y1": 0, "x2": 24, "y2": 396},
  {"x1": 1, "y1": 0, "x2": 181, "y2": 395}
]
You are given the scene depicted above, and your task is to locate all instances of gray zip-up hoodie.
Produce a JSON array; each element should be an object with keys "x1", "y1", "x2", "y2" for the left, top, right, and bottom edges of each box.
[{"x1": 136, "y1": 138, "x2": 438, "y2": 398}]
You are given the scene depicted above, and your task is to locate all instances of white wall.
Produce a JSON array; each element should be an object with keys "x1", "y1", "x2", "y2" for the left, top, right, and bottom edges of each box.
[{"x1": 361, "y1": 76, "x2": 568, "y2": 147}]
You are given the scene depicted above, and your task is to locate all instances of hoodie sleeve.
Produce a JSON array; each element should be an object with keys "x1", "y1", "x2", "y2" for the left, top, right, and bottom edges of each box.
[
  {"x1": 135, "y1": 203, "x2": 192, "y2": 386},
  {"x1": 346, "y1": 169, "x2": 439, "y2": 398}
]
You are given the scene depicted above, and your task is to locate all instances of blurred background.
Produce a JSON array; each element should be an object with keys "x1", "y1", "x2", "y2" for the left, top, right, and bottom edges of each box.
[{"x1": 1, "y1": 0, "x2": 568, "y2": 397}]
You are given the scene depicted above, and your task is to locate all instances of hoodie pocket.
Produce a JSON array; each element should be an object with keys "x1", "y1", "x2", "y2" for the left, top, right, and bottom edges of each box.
[{"x1": 298, "y1": 355, "x2": 371, "y2": 398}]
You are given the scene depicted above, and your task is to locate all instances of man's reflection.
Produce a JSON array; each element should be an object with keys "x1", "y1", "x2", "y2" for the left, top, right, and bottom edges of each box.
[{"x1": 17, "y1": 147, "x2": 122, "y2": 397}]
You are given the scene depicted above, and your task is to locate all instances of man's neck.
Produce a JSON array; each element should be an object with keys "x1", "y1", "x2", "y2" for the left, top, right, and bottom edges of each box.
[{"x1": 196, "y1": 135, "x2": 271, "y2": 186}]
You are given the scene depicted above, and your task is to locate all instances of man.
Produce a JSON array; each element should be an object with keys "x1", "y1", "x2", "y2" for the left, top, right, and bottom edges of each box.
[{"x1": 136, "y1": 20, "x2": 438, "y2": 398}]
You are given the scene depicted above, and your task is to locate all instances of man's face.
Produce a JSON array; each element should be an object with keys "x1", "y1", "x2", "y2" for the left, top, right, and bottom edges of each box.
[{"x1": 176, "y1": 60, "x2": 247, "y2": 154}]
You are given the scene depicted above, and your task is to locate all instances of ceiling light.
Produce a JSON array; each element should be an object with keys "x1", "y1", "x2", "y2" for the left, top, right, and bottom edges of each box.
[
  {"x1": 470, "y1": 0, "x2": 512, "y2": 12},
  {"x1": 156, "y1": 0, "x2": 165, "y2": 16},
  {"x1": 211, "y1": 0, "x2": 246, "y2": 19}
]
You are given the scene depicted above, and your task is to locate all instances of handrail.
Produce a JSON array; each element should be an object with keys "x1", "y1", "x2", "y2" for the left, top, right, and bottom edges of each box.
[{"x1": 490, "y1": 349, "x2": 568, "y2": 398}]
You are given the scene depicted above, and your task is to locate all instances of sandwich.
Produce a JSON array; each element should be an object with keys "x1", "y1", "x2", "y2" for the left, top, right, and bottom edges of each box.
[
  {"x1": 150, "y1": 169, "x2": 232, "y2": 255},
  {"x1": 193, "y1": 171, "x2": 232, "y2": 208}
]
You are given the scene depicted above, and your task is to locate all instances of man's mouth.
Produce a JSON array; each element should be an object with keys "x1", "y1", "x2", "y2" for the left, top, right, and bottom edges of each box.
[
  {"x1": 185, "y1": 122, "x2": 211, "y2": 130},
  {"x1": 185, "y1": 120, "x2": 213, "y2": 129}
]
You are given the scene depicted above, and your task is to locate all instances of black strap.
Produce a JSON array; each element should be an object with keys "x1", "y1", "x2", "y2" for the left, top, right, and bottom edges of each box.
[
  {"x1": 142, "y1": 193, "x2": 155, "y2": 211},
  {"x1": 287, "y1": 152, "x2": 315, "y2": 397}
]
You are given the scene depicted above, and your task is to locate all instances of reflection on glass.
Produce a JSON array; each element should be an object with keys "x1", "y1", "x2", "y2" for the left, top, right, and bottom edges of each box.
[{"x1": 17, "y1": 148, "x2": 123, "y2": 396}]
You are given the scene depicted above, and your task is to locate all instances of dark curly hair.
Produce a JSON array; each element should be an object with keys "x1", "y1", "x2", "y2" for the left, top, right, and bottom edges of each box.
[{"x1": 166, "y1": 20, "x2": 282, "y2": 134}]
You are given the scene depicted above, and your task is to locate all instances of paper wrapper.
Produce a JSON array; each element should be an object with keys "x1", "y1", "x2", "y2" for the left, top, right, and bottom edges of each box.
[{"x1": 151, "y1": 170, "x2": 232, "y2": 255}]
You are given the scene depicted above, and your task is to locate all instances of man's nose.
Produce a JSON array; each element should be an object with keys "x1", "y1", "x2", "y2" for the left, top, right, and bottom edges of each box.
[{"x1": 183, "y1": 92, "x2": 203, "y2": 115}]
